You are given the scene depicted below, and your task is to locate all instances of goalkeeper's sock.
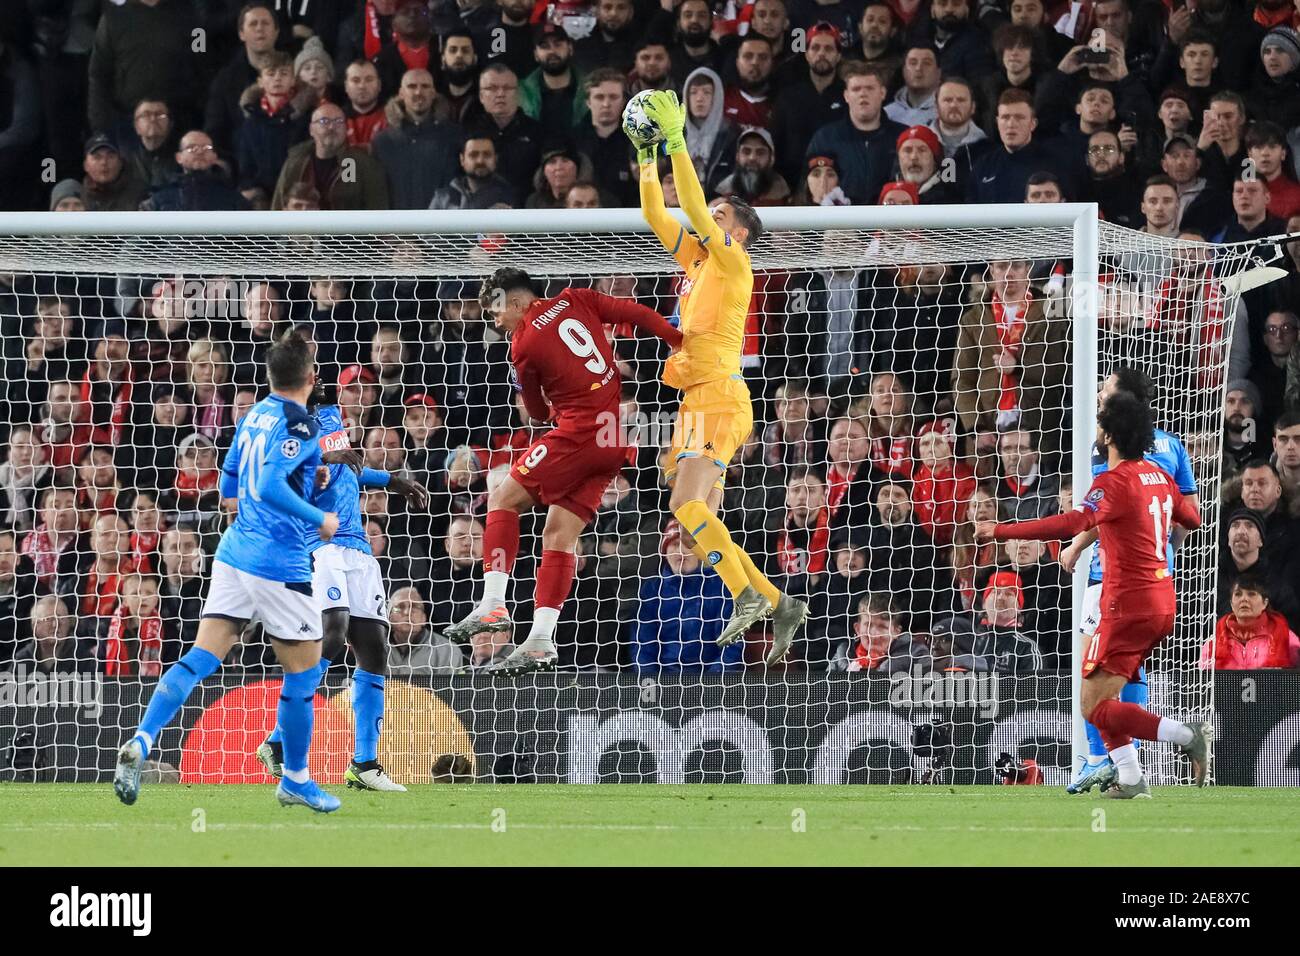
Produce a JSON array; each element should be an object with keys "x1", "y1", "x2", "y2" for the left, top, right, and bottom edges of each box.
[
  {"x1": 1108, "y1": 743, "x2": 1143, "y2": 786},
  {"x1": 351, "y1": 668, "x2": 385, "y2": 764},
  {"x1": 268, "y1": 655, "x2": 330, "y2": 746},
  {"x1": 479, "y1": 510, "x2": 520, "y2": 611},
  {"x1": 1090, "y1": 699, "x2": 1161, "y2": 743},
  {"x1": 688, "y1": 538, "x2": 780, "y2": 607},
  {"x1": 278, "y1": 667, "x2": 318, "y2": 785},
  {"x1": 134, "y1": 647, "x2": 222, "y2": 758},
  {"x1": 674, "y1": 499, "x2": 749, "y2": 597}
]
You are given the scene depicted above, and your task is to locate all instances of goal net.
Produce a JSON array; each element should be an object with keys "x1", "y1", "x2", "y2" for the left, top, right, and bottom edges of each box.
[{"x1": 0, "y1": 207, "x2": 1264, "y2": 786}]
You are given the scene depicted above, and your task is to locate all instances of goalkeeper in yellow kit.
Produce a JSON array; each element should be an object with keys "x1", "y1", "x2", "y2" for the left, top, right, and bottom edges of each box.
[{"x1": 632, "y1": 90, "x2": 807, "y2": 665}]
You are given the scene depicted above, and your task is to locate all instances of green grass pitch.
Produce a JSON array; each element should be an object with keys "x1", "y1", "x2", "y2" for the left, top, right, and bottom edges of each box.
[{"x1": 2, "y1": 785, "x2": 1297, "y2": 866}]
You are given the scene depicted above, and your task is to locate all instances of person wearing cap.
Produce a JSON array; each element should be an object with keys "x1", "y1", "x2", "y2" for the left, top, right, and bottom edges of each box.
[
  {"x1": 295, "y1": 36, "x2": 339, "y2": 103},
  {"x1": 1246, "y1": 25, "x2": 1300, "y2": 130},
  {"x1": 894, "y1": 124, "x2": 958, "y2": 203},
  {"x1": 371, "y1": 68, "x2": 463, "y2": 208},
  {"x1": 933, "y1": 568, "x2": 1044, "y2": 673},
  {"x1": 1156, "y1": 86, "x2": 1194, "y2": 143},
  {"x1": 1159, "y1": 131, "x2": 1226, "y2": 234},
  {"x1": 884, "y1": 45, "x2": 940, "y2": 127},
  {"x1": 402, "y1": 393, "x2": 451, "y2": 489},
  {"x1": 81, "y1": 134, "x2": 147, "y2": 212},
  {"x1": 714, "y1": 126, "x2": 792, "y2": 205},
  {"x1": 1216, "y1": 508, "x2": 1294, "y2": 618},
  {"x1": 519, "y1": 22, "x2": 586, "y2": 132},
  {"x1": 806, "y1": 60, "x2": 906, "y2": 204},
  {"x1": 796, "y1": 154, "x2": 849, "y2": 204},
  {"x1": 526, "y1": 143, "x2": 597, "y2": 208},
  {"x1": 769, "y1": 21, "x2": 845, "y2": 184},
  {"x1": 49, "y1": 180, "x2": 86, "y2": 212},
  {"x1": 338, "y1": 363, "x2": 380, "y2": 445},
  {"x1": 877, "y1": 179, "x2": 918, "y2": 204}
]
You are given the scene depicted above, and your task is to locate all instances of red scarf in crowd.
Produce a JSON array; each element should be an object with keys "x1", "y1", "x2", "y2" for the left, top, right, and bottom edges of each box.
[
  {"x1": 347, "y1": 107, "x2": 388, "y2": 148},
  {"x1": 396, "y1": 38, "x2": 430, "y2": 71},
  {"x1": 81, "y1": 561, "x2": 132, "y2": 618},
  {"x1": 175, "y1": 467, "x2": 219, "y2": 505},
  {"x1": 854, "y1": 637, "x2": 892, "y2": 670},
  {"x1": 777, "y1": 507, "x2": 830, "y2": 575},
  {"x1": 1253, "y1": 3, "x2": 1297, "y2": 29},
  {"x1": 1214, "y1": 610, "x2": 1294, "y2": 669},
  {"x1": 991, "y1": 291, "x2": 1030, "y2": 417},
  {"x1": 103, "y1": 606, "x2": 164, "y2": 678},
  {"x1": 869, "y1": 433, "x2": 912, "y2": 479},
  {"x1": 364, "y1": 0, "x2": 387, "y2": 59},
  {"x1": 21, "y1": 524, "x2": 74, "y2": 586},
  {"x1": 80, "y1": 365, "x2": 134, "y2": 447},
  {"x1": 260, "y1": 86, "x2": 297, "y2": 118},
  {"x1": 77, "y1": 487, "x2": 119, "y2": 531},
  {"x1": 131, "y1": 530, "x2": 159, "y2": 575},
  {"x1": 826, "y1": 464, "x2": 856, "y2": 516}
]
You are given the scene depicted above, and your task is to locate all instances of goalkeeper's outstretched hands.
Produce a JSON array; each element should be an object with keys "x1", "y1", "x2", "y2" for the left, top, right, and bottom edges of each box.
[{"x1": 643, "y1": 90, "x2": 687, "y2": 155}]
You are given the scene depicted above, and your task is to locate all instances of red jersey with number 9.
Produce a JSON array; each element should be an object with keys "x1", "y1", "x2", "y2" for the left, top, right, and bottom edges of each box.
[
  {"x1": 508, "y1": 287, "x2": 678, "y2": 432},
  {"x1": 1079, "y1": 458, "x2": 1201, "y2": 617}
]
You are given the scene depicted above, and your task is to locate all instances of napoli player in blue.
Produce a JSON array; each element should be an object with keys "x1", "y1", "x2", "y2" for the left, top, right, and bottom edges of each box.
[
  {"x1": 1060, "y1": 367, "x2": 1200, "y2": 794},
  {"x1": 254, "y1": 377, "x2": 429, "y2": 791},
  {"x1": 114, "y1": 333, "x2": 343, "y2": 812}
]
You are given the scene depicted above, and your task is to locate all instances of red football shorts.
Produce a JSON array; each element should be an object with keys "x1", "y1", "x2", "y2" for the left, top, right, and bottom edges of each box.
[
  {"x1": 510, "y1": 427, "x2": 627, "y2": 524},
  {"x1": 1082, "y1": 609, "x2": 1175, "y2": 682}
]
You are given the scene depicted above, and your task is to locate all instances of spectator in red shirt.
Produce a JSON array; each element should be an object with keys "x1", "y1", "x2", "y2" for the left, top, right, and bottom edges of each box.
[
  {"x1": 1246, "y1": 120, "x2": 1300, "y2": 219},
  {"x1": 1202, "y1": 574, "x2": 1300, "y2": 669},
  {"x1": 724, "y1": 36, "x2": 777, "y2": 129},
  {"x1": 911, "y1": 419, "x2": 976, "y2": 546},
  {"x1": 343, "y1": 60, "x2": 388, "y2": 148}
]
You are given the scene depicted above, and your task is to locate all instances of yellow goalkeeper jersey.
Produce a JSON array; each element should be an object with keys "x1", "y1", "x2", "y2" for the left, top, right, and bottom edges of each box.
[{"x1": 640, "y1": 151, "x2": 753, "y2": 391}]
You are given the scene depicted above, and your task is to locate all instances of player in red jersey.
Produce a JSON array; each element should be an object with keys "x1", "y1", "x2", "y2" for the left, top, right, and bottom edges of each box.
[
  {"x1": 976, "y1": 392, "x2": 1213, "y2": 796},
  {"x1": 443, "y1": 268, "x2": 683, "y2": 676}
]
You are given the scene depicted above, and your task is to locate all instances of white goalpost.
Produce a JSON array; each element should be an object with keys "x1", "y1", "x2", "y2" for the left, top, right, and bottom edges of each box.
[{"x1": 0, "y1": 204, "x2": 1265, "y2": 786}]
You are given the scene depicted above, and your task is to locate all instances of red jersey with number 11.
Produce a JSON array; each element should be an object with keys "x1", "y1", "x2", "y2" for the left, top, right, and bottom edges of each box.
[{"x1": 994, "y1": 458, "x2": 1201, "y2": 617}]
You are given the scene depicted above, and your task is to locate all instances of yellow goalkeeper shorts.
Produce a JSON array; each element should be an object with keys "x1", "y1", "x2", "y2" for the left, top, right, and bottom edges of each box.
[{"x1": 664, "y1": 375, "x2": 753, "y2": 489}]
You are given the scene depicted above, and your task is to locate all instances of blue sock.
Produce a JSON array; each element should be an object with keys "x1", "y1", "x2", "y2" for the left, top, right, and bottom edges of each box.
[
  {"x1": 134, "y1": 648, "x2": 222, "y2": 759},
  {"x1": 1085, "y1": 721, "x2": 1108, "y2": 762},
  {"x1": 1120, "y1": 676, "x2": 1148, "y2": 753},
  {"x1": 352, "y1": 669, "x2": 385, "y2": 764},
  {"x1": 278, "y1": 668, "x2": 319, "y2": 782},
  {"x1": 267, "y1": 657, "x2": 330, "y2": 746}
]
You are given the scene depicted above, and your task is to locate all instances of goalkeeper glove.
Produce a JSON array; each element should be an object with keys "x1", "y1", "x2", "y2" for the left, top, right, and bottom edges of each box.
[{"x1": 644, "y1": 90, "x2": 687, "y2": 155}]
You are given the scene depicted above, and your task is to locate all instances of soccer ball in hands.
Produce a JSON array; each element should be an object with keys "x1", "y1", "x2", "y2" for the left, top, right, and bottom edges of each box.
[{"x1": 622, "y1": 89, "x2": 664, "y2": 149}]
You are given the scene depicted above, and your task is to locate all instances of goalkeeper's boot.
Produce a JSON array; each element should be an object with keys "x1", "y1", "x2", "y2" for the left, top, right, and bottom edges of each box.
[
  {"x1": 1178, "y1": 720, "x2": 1214, "y2": 787},
  {"x1": 443, "y1": 604, "x2": 513, "y2": 646},
  {"x1": 113, "y1": 737, "x2": 145, "y2": 806},
  {"x1": 276, "y1": 778, "x2": 341, "y2": 813},
  {"x1": 1071, "y1": 760, "x2": 1118, "y2": 794},
  {"x1": 766, "y1": 594, "x2": 808, "y2": 665},
  {"x1": 255, "y1": 737, "x2": 284, "y2": 778},
  {"x1": 345, "y1": 759, "x2": 407, "y2": 792},
  {"x1": 1104, "y1": 777, "x2": 1152, "y2": 799},
  {"x1": 1066, "y1": 757, "x2": 1112, "y2": 794},
  {"x1": 486, "y1": 643, "x2": 559, "y2": 679},
  {"x1": 716, "y1": 586, "x2": 774, "y2": 648}
]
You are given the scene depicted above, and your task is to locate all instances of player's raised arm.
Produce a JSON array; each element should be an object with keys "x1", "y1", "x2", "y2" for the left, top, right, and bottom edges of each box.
[
  {"x1": 572, "y1": 286, "x2": 683, "y2": 349},
  {"x1": 636, "y1": 136, "x2": 701, "y2": 270}
]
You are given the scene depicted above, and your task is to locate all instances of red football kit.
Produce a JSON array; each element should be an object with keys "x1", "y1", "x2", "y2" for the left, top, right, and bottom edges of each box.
[
  {"x1": 994, "y1": 458, "x2": 1201, "y2": 681},
  {"x1": 509, "y1": 287, "x2": 682, "y2": 522}
]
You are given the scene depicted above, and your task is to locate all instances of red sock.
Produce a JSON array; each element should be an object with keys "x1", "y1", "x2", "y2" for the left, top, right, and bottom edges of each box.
[
  {"x1": 535, "y1": 549, "x2": 577, "y2": 610},
  {"x1": 1091, "y1": 699, "x2": 1160, "y2": 744},
  {"x1": 483, "y1": 510, "x2": 520, "y2": 575}
]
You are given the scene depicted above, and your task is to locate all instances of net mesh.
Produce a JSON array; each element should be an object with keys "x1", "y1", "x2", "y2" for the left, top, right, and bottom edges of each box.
[{"x1": 0, "y1": 216, "x2": 1263, "y2": 786}]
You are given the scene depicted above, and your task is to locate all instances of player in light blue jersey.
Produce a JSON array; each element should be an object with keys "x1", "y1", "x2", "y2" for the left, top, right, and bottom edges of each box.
[
  {"x1": 1060, "y1": 367, "x2": 1200, "y2": 794},
  {"x1": 255, "y1": 380, "x2": 428, "y2": 792},
  {"x1": 114, "y1": 333, "x2": 343, "y2": 813}
]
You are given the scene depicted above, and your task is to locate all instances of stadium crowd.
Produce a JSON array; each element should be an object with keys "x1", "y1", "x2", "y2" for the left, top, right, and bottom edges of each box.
[{"x1": 1, "y1": 0, "x2": 1299, "y2": 675}]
